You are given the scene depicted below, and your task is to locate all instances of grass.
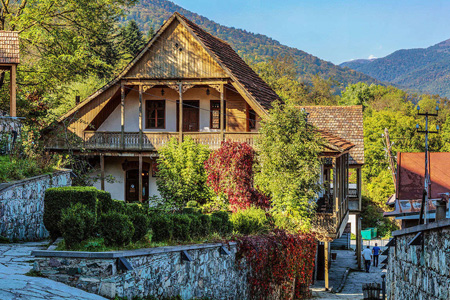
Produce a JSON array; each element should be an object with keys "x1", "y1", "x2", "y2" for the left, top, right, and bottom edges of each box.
[
  {"x1": 0, "y1": 155, "x2": 56, "y2": 183},
  {"x1": 25, "y1": 269, "x2": 43, "y2": 277}
]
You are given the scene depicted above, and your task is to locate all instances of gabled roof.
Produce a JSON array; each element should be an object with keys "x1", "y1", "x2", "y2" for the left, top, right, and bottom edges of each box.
[
  {"x1": 299, "y1": 106, "x2": 364, "y2": 165},
  {"x1": 59, "y1": 12, "x2": 280, "y2": 122},
  {"x1": 177, "y1": 14, "x2": 280, "y2": 110},
  {"x1": 0, "y1": 31, "x2": 19, "y2": 64}
]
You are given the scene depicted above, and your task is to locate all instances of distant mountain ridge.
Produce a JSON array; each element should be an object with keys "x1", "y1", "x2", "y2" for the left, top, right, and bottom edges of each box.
[
  {"x1": 341, "y1": 39, "x2": 450, "y2": 97},
  {"x1": 123, "y1": 0, "x2": 379, "y2": 88}
]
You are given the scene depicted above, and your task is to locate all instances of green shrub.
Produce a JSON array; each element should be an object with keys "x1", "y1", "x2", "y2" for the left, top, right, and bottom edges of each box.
[
  {"x1": 44, "y1": 186, "x2": 99, "y2": 238},
  {"x1": 130, "y1": 213, "x2": 150, "y2": 242},
  {"x1": 188, "y1": 214, "x2": 203, "y2": 239},
  {"x1": 186, "y1": 200, "x2": 199, "y2": 208},
  {"x1": 171, "y1": 214, "x2": 192, "y2": 241},
  {"x1": 99, "y1": 212, "x2": 134, "y2": 246},
  {"x1": 149, "y1": 213, "x2": 173, "y2": 242},
  {"x1": 211, "y1": 211, "x2": 232, "y2": 234},
  {"x1": 126, "y1": 202, "x2": 148, "y2": 215},
  {"x1": 230, "y1": 207, "x2": 269, "y2": 235},
  {"x1": 199, "y1": 214, "x2": 211, "y2": 236},
  {"x1": 181, "y1": 207, "x2": 201, "y2": 214},
  {"x1": 59, "y1": 203, "x2": 96, "y2": 248}
]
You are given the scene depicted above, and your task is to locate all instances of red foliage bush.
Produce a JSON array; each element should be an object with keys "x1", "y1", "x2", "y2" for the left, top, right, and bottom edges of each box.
[
  {"x1": 237, "y1": 230, "x2": 317, "y2": 299},
  {"x1": 205, "y1": 141, "x2": 270, "y2": 211}
]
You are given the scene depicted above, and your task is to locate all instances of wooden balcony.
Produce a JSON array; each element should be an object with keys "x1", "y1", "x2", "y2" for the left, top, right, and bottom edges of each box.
[
  {"x1": 47, "y1": 131, "x2": 258, "y2": 151},
  {"x1": 313, "y1": 194, "x2": 349, "y2": 240}
]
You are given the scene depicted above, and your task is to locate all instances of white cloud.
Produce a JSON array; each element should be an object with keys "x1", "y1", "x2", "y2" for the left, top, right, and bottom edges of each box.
[{"x1": 368, "y1": 54, "x2": 377, "y2": 60}]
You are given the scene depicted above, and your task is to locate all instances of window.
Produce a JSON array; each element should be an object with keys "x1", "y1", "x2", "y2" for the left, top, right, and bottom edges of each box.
[
  {"x1": 248, "y1": 109, "x2": 257, "y2": 130},
  {"x1": 146, "y1": 100, "x2": 165, "y2": 129},
  {"x1": 210, "y1": 100, "x2": 221, "y2": 129}
]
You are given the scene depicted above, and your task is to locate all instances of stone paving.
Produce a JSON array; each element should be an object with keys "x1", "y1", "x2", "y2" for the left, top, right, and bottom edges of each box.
[
  {"x1": 0, "y1": 241, "x2": 106, "y2": 300},
  {"x1": 312, "y1": 248, "x2": 387, "y2": 299}
]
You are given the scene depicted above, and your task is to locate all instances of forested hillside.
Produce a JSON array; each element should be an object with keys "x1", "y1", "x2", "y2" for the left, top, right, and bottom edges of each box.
[
  {"x1": 122, "y1": 0, "x2": 379, "y2": 87},
  {"x1": 341, "y1": 39, "x2": 450, "y2": 97}
]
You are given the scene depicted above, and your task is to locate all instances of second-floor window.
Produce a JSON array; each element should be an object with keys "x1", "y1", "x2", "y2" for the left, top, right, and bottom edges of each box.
[
  {"x1": 146, "y1": 100, "x2": 165, "y2": 129},
  {"x1": 248, "y1": 109, "x2": 256, "y2": 130}
]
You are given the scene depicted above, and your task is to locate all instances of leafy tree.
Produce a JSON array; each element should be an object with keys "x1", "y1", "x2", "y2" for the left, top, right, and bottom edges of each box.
[
  {"x1": 255, "y1": 102, "x2": 323, "y2": 231},
  {"x1": 205, "y1": 141, "x2": 270, "y2": 212},
  {"x1": 120, "y1": 20, "x2": 146, "y2": 57},
  {"x1": 339, "y1": 82, "x2": 373, "y2": 107},
  {"x1": 0, "y1": 0, "x2": 136, "y2": 125},
  {"x1": 156, "y1": 137, "x2": 212, "y2": 209},
  {"x1": 147, "y1": 26, "x2": 155, "y2": 40}
]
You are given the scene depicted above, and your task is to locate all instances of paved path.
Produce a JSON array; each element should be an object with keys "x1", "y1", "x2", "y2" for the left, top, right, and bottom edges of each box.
[
  {"x1": 312, "y1": 249, "x2": 386, "y2": 299},
  {"x1": 0, "y1": 241, "x2": 106, "y2": 300}
]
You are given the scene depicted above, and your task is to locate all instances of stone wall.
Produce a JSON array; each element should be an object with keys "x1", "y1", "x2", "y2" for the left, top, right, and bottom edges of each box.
[
  {"x1": 0, "y1": 170, "x2": 71, "y2": 240},
  {"x1": 33, "y1": 243, "x2": 248, "y2": 299},
  {"x1": 386, "y1": 219, "x2": 450, "y2": 300}
]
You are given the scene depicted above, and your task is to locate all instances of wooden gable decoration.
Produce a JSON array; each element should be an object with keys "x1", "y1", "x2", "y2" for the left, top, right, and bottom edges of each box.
[{"x1": 127, "y1": 18, "x2": 227, "y2": 79}]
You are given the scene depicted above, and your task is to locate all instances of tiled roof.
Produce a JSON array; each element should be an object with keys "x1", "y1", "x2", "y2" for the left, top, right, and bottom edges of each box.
[
  {"x1": 299, "y1": 106, "x2": 364, "y2": 165},
  {"x1": 178, "y1": 13, "x2": 281, "y2": 110},
  {"x1": 319, "y1": 129, "x2": 355, "y2": 153},
  {"x1": 0, "y1": 31, "x2": 19, "y2": 64}
]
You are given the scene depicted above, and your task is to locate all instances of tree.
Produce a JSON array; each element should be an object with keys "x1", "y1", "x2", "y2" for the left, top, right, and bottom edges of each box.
[
  {"x1": 339, "y1": 82, "x2": 373, "y2": 106},
  {"x1": 156, "y1": 137, "x2": 212, "y2": 209},
  {"x1": 0, "y1": 0, "x2": 136, "y2": 124},
  {"x1": 147, "y1": 26, "x2": 155, "y2": 40},
  {"x1": 205, "y1": 141, "x2": 270, "y2": 212},
  {"x1": 255, "y1": 102, "x2": 323, "y2": 231},
  {"x1": 120, "y1": 20, "x2": 146, "y2": 57}
]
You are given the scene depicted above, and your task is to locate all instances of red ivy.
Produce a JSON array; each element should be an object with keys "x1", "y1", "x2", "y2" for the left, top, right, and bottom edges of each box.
[
  {"x1": 236, "y1": 230, "x2": 317, "y2": 299},
  {"x1": 205, "y1": 141, "x2": 270, "y2": 211}
]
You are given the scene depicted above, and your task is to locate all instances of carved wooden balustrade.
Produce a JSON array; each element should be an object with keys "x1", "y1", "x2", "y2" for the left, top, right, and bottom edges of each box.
[{"x1": 47, "y1": 131, "x2": 258, "y2": 151}]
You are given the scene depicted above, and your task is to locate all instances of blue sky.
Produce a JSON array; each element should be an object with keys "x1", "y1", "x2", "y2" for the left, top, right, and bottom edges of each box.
[{"x1": 172, "y1": 0, "x2": 450, "y2": 64}]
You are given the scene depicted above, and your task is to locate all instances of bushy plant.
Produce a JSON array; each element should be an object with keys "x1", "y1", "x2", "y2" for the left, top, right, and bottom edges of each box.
[
  {"x1": 156, "y1": 137, "x2": 212, "y2": 209},
  {"x1": 211, "y1": 211, "x2": 232, "y2": 234},
  {"x1": 129, "y1": 213, "x2": 150, "y2": 242},
  {"x1": 205, "y1": 141, "x2": 270, "y2": 212},
  {"x1": 186, "y1": 200, "x2": 199, "y2": 208},
  {"x1": 99, "y1": 212, "x2": 134, "y2": 246},
  {"x1": 171, "y1": 214, "x2": 192, "y2": 241},
  {"x1": 231, "y1": 207, "x2": 269, "y2": 235},
  {"x1": 44, "y1": 186, "x2": 99, "y2": 238},
  {"x1": 187, "y1": 214, "x2": 203, "y2": 239},
  {"x1": 149, "y1": 213, "x2": 173, "y2": 242},
  {"x1": 59, "y1": 203, "x2": 96, "y2": 248}
]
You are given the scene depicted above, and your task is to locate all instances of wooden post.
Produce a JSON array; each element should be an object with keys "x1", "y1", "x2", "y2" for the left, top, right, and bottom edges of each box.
[
  {"x1": 357, "y1": 167, "x2": 362, "y2": 211},
  {"x1": 10, "y1": 65, "x2": 16, "y2": 117},
  {"x1": 139, "y1": 155, "x2": 143, "y2": 203},
  {"x1": 178, "y1": 82, "x2": 183, "y2": 143},
  {"x1": 356, "y1": 213, "x2": 362, "y2": 269},
  {"x1": 100, "y1": 155, "x2": 105, "y2": 191},
  {"x1": 121, "y1": 83, "x2": 125, "y2": 149},
  {"x1": 324, "y1": 241, "x2": 329, "y2": 290},
  {"x1": 220, "y1": 84, "x2": 225, "y2": 141},
  {"x1": 332, "y1": 158, "x2": 338, "y2": 214},
  {"x1": 139, "y1": 85, "x2": 143, "y2": 150}
]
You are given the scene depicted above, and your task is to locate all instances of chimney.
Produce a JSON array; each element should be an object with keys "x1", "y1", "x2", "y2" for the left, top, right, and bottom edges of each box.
[
  {"x1": 436, "y1": 193, "x2": 449, "y2": 221},
  {"x1": 75, "y1": 95, "x2": 80, "y2": 105}
]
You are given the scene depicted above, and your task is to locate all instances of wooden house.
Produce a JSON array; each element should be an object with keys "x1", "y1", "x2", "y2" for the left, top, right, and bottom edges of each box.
[{"x1": 45, "y1": 13, "x2": 362, "y2": 279}]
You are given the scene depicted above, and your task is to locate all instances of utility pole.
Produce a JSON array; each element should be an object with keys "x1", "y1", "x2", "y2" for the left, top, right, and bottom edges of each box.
[
  {"x1": 383, "y1": 128, "x2": 397, "y2": 189},
  {"x1": 416, "y1": 105, "x2": 439, "y2": 225}
]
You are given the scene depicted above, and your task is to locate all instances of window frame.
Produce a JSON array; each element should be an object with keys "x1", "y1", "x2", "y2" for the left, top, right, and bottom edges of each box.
[{"x1": 145, "y1": 100, "x2": 166, "y2": 130}]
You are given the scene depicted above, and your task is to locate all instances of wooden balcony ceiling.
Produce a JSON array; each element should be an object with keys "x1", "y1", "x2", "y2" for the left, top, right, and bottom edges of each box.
[
  {"x1": 298, "y1": 105, "x2": 364, "y2": 165},
  {"x1": 0, "y1": 31, "x2": 19, "y2": 64}
]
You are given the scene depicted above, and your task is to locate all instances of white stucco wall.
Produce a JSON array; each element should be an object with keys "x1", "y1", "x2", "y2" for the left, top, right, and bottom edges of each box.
[
  {"x1": 97, "y1": 87, "x2": 232, "y2": 133},
  {"x1": 91, "y1": 157, "x2": 160, "y2": 201}
]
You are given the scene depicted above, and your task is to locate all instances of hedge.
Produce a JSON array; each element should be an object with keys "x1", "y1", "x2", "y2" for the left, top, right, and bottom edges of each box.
[
  {"x1": 44, "y1": 187, "x2": 100, "y2": 238},
  {"x1": 99, "y1": 212, "x2": 135, "y2": 246}
]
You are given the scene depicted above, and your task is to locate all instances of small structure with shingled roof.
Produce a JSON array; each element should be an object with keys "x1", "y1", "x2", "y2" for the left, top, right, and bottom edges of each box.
[{"x1": 0, "y1": 31, "x2": 19, "y2": 117}]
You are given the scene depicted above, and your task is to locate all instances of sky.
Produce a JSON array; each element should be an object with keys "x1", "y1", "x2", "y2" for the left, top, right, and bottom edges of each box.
[{"x1": 172, "y1": 0, "x2": 450, "y2": 64}]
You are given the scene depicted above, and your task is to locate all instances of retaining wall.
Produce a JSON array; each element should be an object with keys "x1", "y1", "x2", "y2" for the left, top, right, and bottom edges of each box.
[
  {"x1": 0, "y1": 170, "x2": 71, "y2": 240},
  {"x1": 386, "y1": 219, "x2": 450, "y2": 300},
  {"x1": 33, "y1": 242, "x2": 248, "y2": 299}
]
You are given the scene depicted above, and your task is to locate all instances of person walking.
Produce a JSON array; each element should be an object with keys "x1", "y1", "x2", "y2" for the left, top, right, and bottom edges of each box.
[
  {"x1": 362, "y1": 246, "x2": 372, "y2": 273},
  {"x1": 372, "y1": 243, "x2": 381, "y2": 267}
]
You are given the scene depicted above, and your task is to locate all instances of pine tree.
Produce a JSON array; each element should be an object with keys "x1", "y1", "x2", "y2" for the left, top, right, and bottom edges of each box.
[
  {"x1": 147, "y1": 26, "x2": 155, "y2": 40},
  {"x1": 121, "y1": 20, "x2": 145, "y2": 56}
]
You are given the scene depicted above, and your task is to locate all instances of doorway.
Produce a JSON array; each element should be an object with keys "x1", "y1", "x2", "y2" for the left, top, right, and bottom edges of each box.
[
  {"x1": 125, "y1": 169, "x2": 149, "y2": 202},
  {"x1": 177, "y1": 100, "x2": 199, "y2": 132}
]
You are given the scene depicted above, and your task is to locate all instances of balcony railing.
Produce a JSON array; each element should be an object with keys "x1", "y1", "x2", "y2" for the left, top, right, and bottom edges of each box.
[{"x1": 47, "y1": 131, "x2": 258, "y2": 151}]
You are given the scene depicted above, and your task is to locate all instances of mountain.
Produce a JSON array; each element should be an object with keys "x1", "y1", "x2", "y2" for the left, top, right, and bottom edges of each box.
[
  {"x1": 340, "y1": 39, "x2": 450, "y2": 97},
  {"x1": 122, "y1": 0, "x2": 379, "y2": 88}
]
